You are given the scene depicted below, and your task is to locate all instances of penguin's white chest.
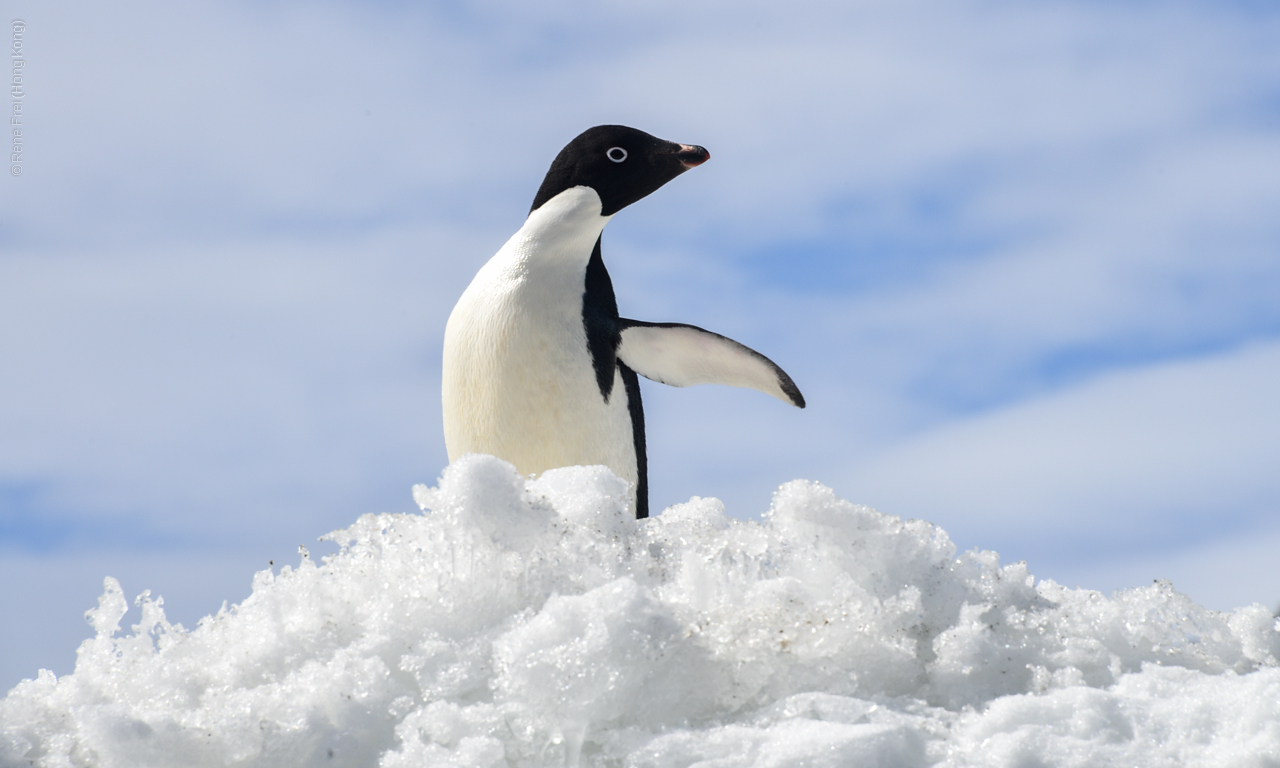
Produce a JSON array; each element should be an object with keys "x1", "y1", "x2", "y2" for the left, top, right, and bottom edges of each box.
[{"x1": 441, "y1": 188, "x2": 637, "y2": 489}]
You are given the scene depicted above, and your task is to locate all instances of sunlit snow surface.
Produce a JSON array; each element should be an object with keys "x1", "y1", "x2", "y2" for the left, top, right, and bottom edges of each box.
[{"x1": 3, "y1": 455, "x2": 1278, "y2": 767}]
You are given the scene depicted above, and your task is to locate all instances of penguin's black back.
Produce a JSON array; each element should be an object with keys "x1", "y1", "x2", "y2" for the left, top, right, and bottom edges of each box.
[{"x1": 580, "y1": 235, "x2": 649, "y2": 518}]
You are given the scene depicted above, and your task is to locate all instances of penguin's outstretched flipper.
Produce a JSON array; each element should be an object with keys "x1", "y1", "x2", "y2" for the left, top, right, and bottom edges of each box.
[{"x1": 617, "y1": 320, "x2": 805, "y2": 408}]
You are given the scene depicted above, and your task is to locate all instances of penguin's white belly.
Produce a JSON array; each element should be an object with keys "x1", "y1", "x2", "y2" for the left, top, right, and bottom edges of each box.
[
  {"x1": 441, "y1": 188, "x2": 637, "y2": 491},
  {"x1": 442, "y1": 278, "x2": 636, "y2": 485}
]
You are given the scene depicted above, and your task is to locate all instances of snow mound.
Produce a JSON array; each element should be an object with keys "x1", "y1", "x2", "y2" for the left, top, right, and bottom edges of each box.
[{"x1": 3, "y1": 454, "x2": 1278, "y2": 767}]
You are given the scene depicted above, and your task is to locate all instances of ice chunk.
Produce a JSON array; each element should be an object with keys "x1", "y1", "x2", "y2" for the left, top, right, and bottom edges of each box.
[{"x1": 2, "y1": 457, "x2": 1277, "y2": 766}]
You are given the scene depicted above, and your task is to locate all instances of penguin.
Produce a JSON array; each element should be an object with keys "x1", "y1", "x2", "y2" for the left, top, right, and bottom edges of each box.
[{"x1": 442, "y1": 125, "x2": 804, "y2": 519}]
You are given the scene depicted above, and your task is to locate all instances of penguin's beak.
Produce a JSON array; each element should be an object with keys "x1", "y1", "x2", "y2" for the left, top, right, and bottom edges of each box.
[{"x1": 674, "y1": 144, "x2": 710, "y2": 169}]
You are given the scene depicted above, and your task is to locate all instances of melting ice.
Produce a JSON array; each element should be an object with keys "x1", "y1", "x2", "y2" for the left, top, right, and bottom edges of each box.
[{"x1": 3, "y1": 454, "x2": 1278, "y2": 766}]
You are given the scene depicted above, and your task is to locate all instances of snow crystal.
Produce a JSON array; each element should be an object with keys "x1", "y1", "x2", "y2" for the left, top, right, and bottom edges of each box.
[{"x1": 3, "y1": 454, "x2": 1277, "y2": 767}]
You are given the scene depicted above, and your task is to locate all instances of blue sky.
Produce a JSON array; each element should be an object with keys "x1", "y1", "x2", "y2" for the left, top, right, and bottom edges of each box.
[{"x1": 2, "y1": 0, "x2": 1279, "y2": 691}]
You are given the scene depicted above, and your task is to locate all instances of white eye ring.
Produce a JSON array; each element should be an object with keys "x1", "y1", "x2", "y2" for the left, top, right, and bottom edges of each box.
[{"x1": 606, "y1": 147, "x2": 628, "y2": 163}]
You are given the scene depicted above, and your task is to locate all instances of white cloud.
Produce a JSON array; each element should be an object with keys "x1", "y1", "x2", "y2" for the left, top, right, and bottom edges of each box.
[
  {"x1": 0, "y1": 225, "x2": 474, "y2": 537},
  {"x1": 837, "y1": 342, "x2": 1280, "y2": 590},
  {"x1": 1055, "y1": 523, "x2": 1280, "y2": 612}
]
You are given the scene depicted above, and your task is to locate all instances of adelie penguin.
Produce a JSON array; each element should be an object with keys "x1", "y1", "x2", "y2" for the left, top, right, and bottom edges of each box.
[{"x1": 443, "y1": 125, "x2": 804, "y2": 519}]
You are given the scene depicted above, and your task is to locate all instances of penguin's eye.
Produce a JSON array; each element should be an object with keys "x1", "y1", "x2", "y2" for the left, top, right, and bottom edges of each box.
[{"x1": 606, "y1": 147, "x2": 628, "y2": 163}]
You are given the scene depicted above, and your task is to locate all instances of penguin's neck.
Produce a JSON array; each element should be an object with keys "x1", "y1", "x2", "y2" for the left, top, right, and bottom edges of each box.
[{"x1": 509, "y1": 186, "x2": 613, "y2": 276}]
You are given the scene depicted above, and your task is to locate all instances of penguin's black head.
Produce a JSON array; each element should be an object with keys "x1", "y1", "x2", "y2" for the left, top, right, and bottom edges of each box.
[{"x1": 530, "y1": 125, "x2": 710, "y2": 217}]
